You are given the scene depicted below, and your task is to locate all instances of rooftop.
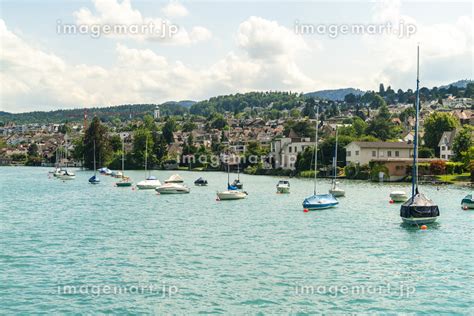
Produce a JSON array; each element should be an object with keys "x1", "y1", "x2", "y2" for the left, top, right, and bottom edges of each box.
[{"x1": 349, "y1": 141, "x2": 413, "y2": 149}]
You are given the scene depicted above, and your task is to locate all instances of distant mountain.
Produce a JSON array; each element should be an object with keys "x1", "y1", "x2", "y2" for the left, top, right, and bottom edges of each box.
[
  {"x1": 304, "y1": 88, "x2": 365, "y2": 101},
  {"x1": 439, "y1": 79, "x2": 473, "y2": 89}
]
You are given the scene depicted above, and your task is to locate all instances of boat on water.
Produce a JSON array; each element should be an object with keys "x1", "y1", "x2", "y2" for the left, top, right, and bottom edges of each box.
[
  {"x1": 461, "y1": 194, "x2": 474, "y2": 209},
  {"x1": 276, "y1": 180, "x2": 290, "y2": 194},
  {"x1": 390, "y1": 190, "x2": 408, "y2": 202},
  {"x1": 232, "y1": 164, "x2": 243, "y2": 189},
  {"x1": 89, "y1": 140, "x2": 100, "y2": 184},
  {"x1": 99, "y1": 167, "x2": 112, "y2": 175},
  {"x1": 217, "y1": 156, "x2": 247, "y2": 201},
  {"x1": 53, "y1": 168, "x2": 65, "y2": 177},
  {"x1": 137, "y1": 138, "x2": 161, "y2": 190},
  {"x1": 59, "y1": 170, "x2": 75, "y2": 180},
  {"x1": 329, "y1": 126, "x2": 345, "y2": 197},
  {"x1": 302, "y1": 107, "x2": 338, "y2": 211},
  {"x1": 116, "y1": 137, "x2": 133, "y2": 187},
  {"x1": 111, "y1": 171, "x2": 123, "y2": 178},
  {"x1": 400, "y1": 46, "x2": 439, "y2": 225},
  {"x1": 164, "y1": 174, "x2": 184, "y2": 183},
  {"x1": 194, "y1": 177, "x2": 208, "y2": 186},
  {"x1": 156, "y1": 183, "x2": 190, "y2": 194}
]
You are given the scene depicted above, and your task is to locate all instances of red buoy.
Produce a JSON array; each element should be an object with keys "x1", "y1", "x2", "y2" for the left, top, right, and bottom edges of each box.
[
  {"x1": 389, "y1": 200, "x2": 394, "y2": 204},
  {"x1": 303, "y1": 209, "x2": 309, "y2": 213}
]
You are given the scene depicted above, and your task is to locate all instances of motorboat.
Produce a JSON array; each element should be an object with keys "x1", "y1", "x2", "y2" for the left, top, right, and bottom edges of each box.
[
  {"x1": 400, "y1": 46, "x2": 439, "y2": 225},
  {"x1": 53, "y1": 168, "x2": 65, "y2": 177},
  {"x1": 390, "y1": 190, "x2": 408, "y2": 202},
  {"x1": 164, "y1": 174, "x2": 184, "y2": 183},
  {"x1": 137, "y1": 176, "x2": 161, "y2": 190},
  {"x1": 302, "y1": 107, "x2": 338, "y2": 210},
  {"x1": 156, "y1": 183, "x2": 190, "y2": 194},
  {"x1": 276, "y1": 180, "x2": 290, "y2": 194},
  {"x1": 111, "y1": 171, "x2": 123, "y2": 178},
  {"x1": 194, "y1": 177, "x2": 208, "y2": 186},
  {"x1": 461, "y1": 194, "x2": 474, "y2": 209}
]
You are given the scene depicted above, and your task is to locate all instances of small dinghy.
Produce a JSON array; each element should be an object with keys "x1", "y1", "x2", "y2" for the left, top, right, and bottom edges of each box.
[
  {"x1": 156, "y1": 183, "x2": 190, "y2": 194},
  {"x1": 461, "y1": 194, "x2": 474, "y2": 209},
  {"x1": 89, "y1": 175, "x2": 100, "y2": 184},
  {"x1": 194, "y1": 177, "x2": 208, "y2": 186},
  {"x1": 59, "y1": 170, "x2": 75, "y2": 180},
  {"x1": 164, "y1": 174, "x2": 184, "y2": 183},
  {"x1": 276, "y1": 180, "x2": 290, "y2": 194}
]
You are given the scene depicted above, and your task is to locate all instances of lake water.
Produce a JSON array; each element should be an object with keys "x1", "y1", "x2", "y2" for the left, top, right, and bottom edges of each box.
[{"x1": 1, "y1": 167, "x2": 472, "y2": 314}]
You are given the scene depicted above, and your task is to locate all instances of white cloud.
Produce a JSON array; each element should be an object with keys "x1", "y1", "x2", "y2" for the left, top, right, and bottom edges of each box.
[
  {"x1": 73, "y1": 0, "x2": 210, "y2": 45},
  {"x1": 161, "y1": 1, "x2": 189, "y2": 18}
]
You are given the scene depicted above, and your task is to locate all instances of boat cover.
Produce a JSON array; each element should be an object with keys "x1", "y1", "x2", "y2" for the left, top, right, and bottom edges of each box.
[
  {"x1": 228, "y1": 184, "x2": 238, "y2": 190},
  {"x1": 89, "y1": 175, "x2": 100, "y2": 183},
  {"x1": 146, "y1": 176, "x2": 157, "y2": 180},
  {"x1": 461, "y1": 194, "x2": 473, "y2": 204},
  {"x1": 303, "y1": 194, "x2": 338, "y2": 209},
  {"x1": 400, "y1": 192, "x2": 440, "y2": 218}
]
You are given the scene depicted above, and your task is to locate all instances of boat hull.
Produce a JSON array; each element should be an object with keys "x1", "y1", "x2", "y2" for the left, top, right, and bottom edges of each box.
[
  {"x1": 303, "y1": 194, "x2": 339, "y2": 210},
  {"x1": 329, "y1": 188, "x2": 345, "y2": 197},
  {"x1": 116, "y1": 182, "x2": 132, "y2": 187},
  {"x1": 462, "y1": 202, "x2": 474, "y2": 209},
  {"x1": 401, "y1": 217, "x2": 438, "y2": 225},
  {"x1": 277, "y1": 186, "x2": 290, "y2": 194},
  {"x1": 390, "y1": 191, "x2": 408, "y2": 202},
  {"x1": 217, "y1": 191, "x2": 247, "y2": 200},
  {"x1": 137, "y1": 180, "x2": 161, "y2": 190}
]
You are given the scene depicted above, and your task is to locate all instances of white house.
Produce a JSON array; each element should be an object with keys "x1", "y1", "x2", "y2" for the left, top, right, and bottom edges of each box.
[
  {"x1": 270, "y1": 130, "x2": 313, "y2": 170},
  {"x1": 345, "y1": 141, "x2": 413, "y2": 165},
  {"x1": 438, "y1": 130, "x2": 456, "y2": 160}
]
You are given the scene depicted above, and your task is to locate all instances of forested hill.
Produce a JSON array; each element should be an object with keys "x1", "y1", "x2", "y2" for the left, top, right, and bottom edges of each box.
[
  {"x1": 0, "y1": 101, "x2": 194, "y2": 125},
  {"x1": 304, "y1": 88, "x2": 365, "y2": 101}
]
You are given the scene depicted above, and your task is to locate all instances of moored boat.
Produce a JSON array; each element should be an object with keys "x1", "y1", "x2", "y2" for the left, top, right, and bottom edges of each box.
[
  {"x1": 194, "y1": 177, "x2": 208, "y2": 186},
  {"x1": 156, "y1": 183, "x2": 190, "y2": 194},
  {"x1": 59, "y1": 170, "x2": 75, "y2": 180},
  {"x1": 164, "y1": 174, "x2": 184, "y2": 183},
  {"x1": 137, "y1": 176, "x2": 161, "y2": 190},
  {"x1": 461, "y1": 194, "x2": 474, "y2": 209},
  {"x1": 329, "y1": 126, "x2": 345, "y2": 197},
  {"x1": 217, "y1": 190, "x2": 247, "y2": 200},
  {"x1": 116, "y1": 137, "x2": 133, "y2": 187},
  {"x1": 276, "y1": 180, "x2": 290, "y2": 194},
  {"x1": 302, "y1": 107, "x2": 338, "y2": 210},
  {"x1": 390, "y1": 190, "x2": 408, "y2": 202},
  {"x1": 400, "y1": 46, "x2": 439, "y2": 225},
  {"x1": 89, "y1": 140, "x2": 100, "y2": 184}
]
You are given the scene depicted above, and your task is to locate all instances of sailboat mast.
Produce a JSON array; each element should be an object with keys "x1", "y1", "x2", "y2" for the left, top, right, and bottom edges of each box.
[
  {"x1": 121, "y1": 137, "x2": 125, "y2": 175},
  {"x1": 334, "y1": 126, "x2": 338, "y2": 182},
  {"x1": 145, "y1": 136, "x2": 148, "y2": 177},
  {"x1": 412, "y1": 45, "x2": 420, "y2": 198},
  {"x1": 313, "y1": 107, "x2": 319, "y2": 195},
  {"x1": 93, "y1": 140, "x2": 97, "y2": 176}
]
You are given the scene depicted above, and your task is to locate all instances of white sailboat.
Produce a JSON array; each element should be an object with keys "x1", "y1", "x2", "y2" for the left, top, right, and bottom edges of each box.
[
  {"x1": 137, "y1": 137, "x2": 161, "y2": 190},
  {"x1": 164, "y1": 174, "x2": 184, "y2": 183},
  {"x1": 302, "y1": 107, "x2": 339, "y2": 210},
  {"x1": 116, "y1": 137, "x2": 133, "y2": 187},
  {"x1": 329, "y1": 126, "x2": 345, "y2": 197},
  {"x1": 217, "y1": 155, "x2": 247, "y2": 200},
  {"x1": 400, "y1": 46, "x2": 439, "y2": 225},
  {"x1": 156, "y1": 183, "x2": 190, "y2": 194}
]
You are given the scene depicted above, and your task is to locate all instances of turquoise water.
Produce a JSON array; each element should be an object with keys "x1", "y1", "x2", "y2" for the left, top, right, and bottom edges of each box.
[{"x1": 1, "y1": 167, "x2": 473, "y2": 314}]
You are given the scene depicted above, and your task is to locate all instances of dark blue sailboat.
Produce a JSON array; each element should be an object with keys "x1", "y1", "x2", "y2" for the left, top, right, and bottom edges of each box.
[
  {"x1": 89, "y1": 140, "x2": 100, "y2": 184},
  {"x1": 400, "y1": 46, "x2": 439, "y2": 225}
]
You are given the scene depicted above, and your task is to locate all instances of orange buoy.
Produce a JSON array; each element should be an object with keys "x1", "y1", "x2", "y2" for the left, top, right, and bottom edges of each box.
[
  {"x1": 420, "y1": 225, "x2": 427, "y2": 230},
  {"x1": 303, "y1": 209, "x2": 309, "y2": 213}
]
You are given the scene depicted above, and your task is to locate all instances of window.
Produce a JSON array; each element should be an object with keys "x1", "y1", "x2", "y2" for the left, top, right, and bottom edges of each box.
[
  {"x1": 355, "y1": 150, "x2": 359, "y2": 156},
  {"x1": 395, "y1": 151, "x2": 399, "y2": 157},
  {"x1": 388, "y1": 151, "x2": 392, "y2": 157},
  {"x1": 372, "y1": 151, "x2": 376, "y2": 157},
  {"x1": 294, "y1": 146, "x2": 297, "y2": 153},
  {"x1": 441, "y1": 146, "x2": 446, "y2": 151},
  {"x1": 347, "y1": 151, "x2": 351, "y2": 157},
  {"x1": 288, "y1": 146, "x2": 292, "y2": 153}
]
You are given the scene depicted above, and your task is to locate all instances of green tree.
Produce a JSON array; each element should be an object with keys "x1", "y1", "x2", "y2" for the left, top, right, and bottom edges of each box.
[
  {"x1": 365, "y1": 104, "x2": 397, "y2": 141},
  {"x1": 423, "y1": 112, "x2": 459, "y2": 154},
  {"x1": 452, "y1": 125, "x2": 473, "y2": 161},
  {"x1": 162, "y1": 119, "x2": 176, "y2": 144},
  {"x1": 464, "y1": 82, "x2": 474, "y2": 98},
  {"x1": 284, "y1": 120, "x2": 315, "y2": 138},
  {"x1": 132, "y1": 129, "x2": 154, "y2": 169},
  {"x1": 84, "y1": 117, "x2": 111, "y2": 169},
  {"x1": 353, "y1": 117, "x2": 368, "y2": 137},
  {"x1": 370, "y1": 94, "x2": 386, "y2": 109}
]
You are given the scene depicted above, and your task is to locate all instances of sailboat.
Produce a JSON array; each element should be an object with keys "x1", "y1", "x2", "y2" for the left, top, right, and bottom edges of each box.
[
  {"x1": 232, "y1": 163, "x2": 243, "y2": 189},
  {"x1": 137, "y1": 137, "x2": 161, "y2": 190},
  {"x1": 89, "y1": 140, "x2": 100, "y2": 184},
  {"x1": 116, "y1": 137, "x2": 133, "y2": 187},
  {"x1": 217, "y1": 155, "x2": 247, "y2": 200},
  {"x1": 329, "y1": 126, "x2": 345, "y2": 197},
  {"x1": 302, "y1": 107, "x2": 339, "y2": 210},
  {"x1": 461, "y1": 193, "x2": 474, "y2": 209},
  {"x1": 400, "y1": 46, "x2": 439, "y2": 225}
]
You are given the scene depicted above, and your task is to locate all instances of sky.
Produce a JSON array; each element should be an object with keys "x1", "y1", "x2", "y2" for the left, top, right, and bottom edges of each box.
[{"x1": 0, "y1": 0, "x2": 472, "y2": 113}]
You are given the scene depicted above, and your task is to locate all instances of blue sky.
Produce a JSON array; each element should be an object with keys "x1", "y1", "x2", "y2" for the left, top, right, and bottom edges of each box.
[{"x1": 1, "y1": 0, "x2": 472, "y2": 112}]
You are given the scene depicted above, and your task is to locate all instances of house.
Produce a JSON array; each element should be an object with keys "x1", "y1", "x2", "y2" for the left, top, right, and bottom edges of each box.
[
  {"x1": 269, "y1": 130, "x2": 313, "y2": 170},
  {"x1": 345, "y1": 141, "x2": 413, "y2": 165},
  {"x1": 438, "y1": 130, "x2": 457, "y2": 160}
]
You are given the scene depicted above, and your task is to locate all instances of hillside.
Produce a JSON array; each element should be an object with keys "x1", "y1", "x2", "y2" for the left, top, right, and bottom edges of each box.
[
  {"x1": 304, "y1": 88, "x2": 365, "y2": 101},
  {"x1": 439, "y1": 79, "x2": 473, "y2": 89}
]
